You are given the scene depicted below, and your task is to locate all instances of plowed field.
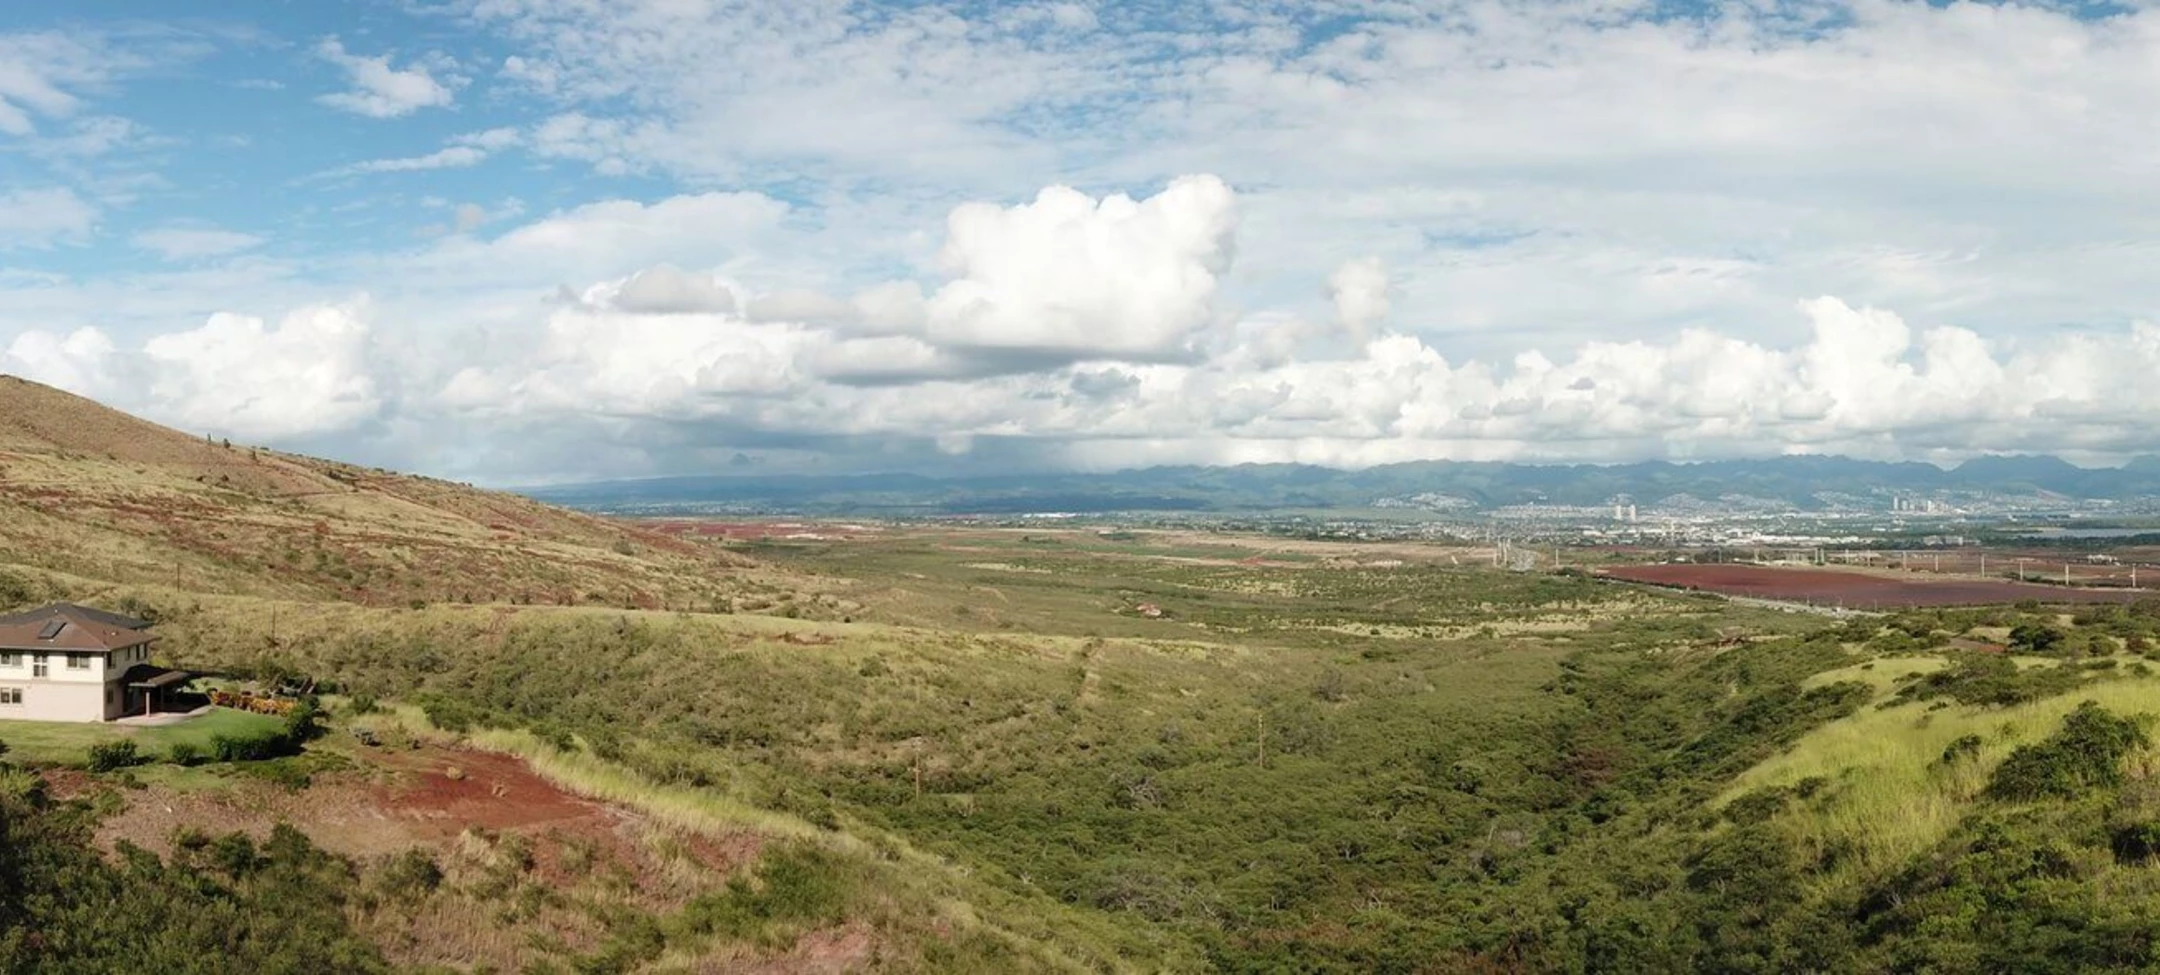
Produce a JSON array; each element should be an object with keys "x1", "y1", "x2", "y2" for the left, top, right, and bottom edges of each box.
[{"x1": 1603, "y1": 563, "x2": 2151, "y2": 608}]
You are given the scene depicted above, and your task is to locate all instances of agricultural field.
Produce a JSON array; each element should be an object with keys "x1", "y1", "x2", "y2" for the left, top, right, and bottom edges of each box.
[{"x1": 1602, "y1": 562, "x2": 2154, "y2": 608}]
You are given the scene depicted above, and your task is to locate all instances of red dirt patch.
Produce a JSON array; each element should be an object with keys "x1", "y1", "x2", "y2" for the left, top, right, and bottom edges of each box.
[
  {"x1": 1604, "y1": 563, "x2": 2152, "y2": 608},
  {"x1": 377, "y1": 748, "x2": 604, "y2": 836},
  {"x1": 82, "y1": 745, "x2": 774, "y2": 972}
]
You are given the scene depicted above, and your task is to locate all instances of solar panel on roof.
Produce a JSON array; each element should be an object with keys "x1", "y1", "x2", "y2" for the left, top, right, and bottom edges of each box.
[{"x1": 37, "y1": 620, "x2": 64, "y2": 640}]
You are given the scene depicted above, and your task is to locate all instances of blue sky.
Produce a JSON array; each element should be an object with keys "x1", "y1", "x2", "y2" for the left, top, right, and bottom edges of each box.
[{"x1": 5, "y1": 1, "x2": 2160, "y2": 483}]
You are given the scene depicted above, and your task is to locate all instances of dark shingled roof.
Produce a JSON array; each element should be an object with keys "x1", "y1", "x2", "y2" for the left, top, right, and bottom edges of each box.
[
  {"x1": 118, "y1": 664, "x2": 191, "y2": 690},
  {"x1": 0, "y1": 603, "x2": 151, "y2": 630},
  {"x1": 0, "y1": 603, "x2": 156, "y2": 653}
]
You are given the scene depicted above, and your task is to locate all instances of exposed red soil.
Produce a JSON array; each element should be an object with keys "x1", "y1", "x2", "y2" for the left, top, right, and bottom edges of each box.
[
  {"x1": 373, "y1": 748, "x2": 607, "y2": 836},
  {"x1": 1603, "y1": 563, "x2": 2154, "y2": 608},
  {"x1": 80, "y1": 745, "x2": 774, "y2": 970},
  {"x1": 86, "y1": 746, "x2": 763, "y2": 878}
]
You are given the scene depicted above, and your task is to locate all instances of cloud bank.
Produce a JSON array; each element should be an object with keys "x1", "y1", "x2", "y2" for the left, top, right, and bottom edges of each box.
[{"x1": 9, "y1": 177, "x2": 2160, "y2": 482}]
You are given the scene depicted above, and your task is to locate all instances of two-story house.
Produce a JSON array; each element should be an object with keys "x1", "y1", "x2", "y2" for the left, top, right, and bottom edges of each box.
[{"x1": 0, "y1": 604, "x2": 190, "y2": 722}]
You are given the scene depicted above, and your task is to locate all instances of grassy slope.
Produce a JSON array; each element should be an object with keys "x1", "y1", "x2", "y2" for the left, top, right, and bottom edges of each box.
[
  {"x1": 85, "y1": 536, "x2": 1829, "y2": 969},
  {"x1": 1732, "y1": 654, "x2": 2160, "y2": 898},
  {"x1": 0, "y1": 375, "x2": 814, "y2": 612},
  {"x1": 12, "y1": 378, "x2": 1996, "y2": 970}
]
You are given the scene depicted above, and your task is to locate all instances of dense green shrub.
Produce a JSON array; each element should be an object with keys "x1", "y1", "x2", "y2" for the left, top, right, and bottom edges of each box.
[
  {"x1": 2010, "y1": 622, "x2": 2067, "y2": 655},
  {"x1": 210, "y1": 729, "x2": 298, "y2": 762},
  {"x1": 0, "y1": 760, "x2": 388, "y2": 972},
  {"x1": 666, "y1": 844, "x2": 853, "y2": 945},
  {"x1": 373, "y1": 848, "x2": 444, "y2": 902},
  {"x1": 282, "y1": 700, "x2": 323, "y2": 742},
  {"x1": 2111, "y1": 821, "x2": 2160, "y2": 864},
  {"x1": 86, "y1": 740, "x2": 144, "y2": 773},
  {"x1": 1937, "y1": 734, "x2": 1984, "y2": 767},
  {"x1": 1986, "y1": 702, "x2": 2150, "y2": 801},
  {"x1": 1897, "y1": 656, "x2": 2082, "y2": 708},
  {"x1": 415, "y1": 693, "x2": 490, "y2": 733}
]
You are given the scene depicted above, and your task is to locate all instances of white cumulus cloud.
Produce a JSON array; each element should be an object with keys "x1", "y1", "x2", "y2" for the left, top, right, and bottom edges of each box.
[
  {"x1": 923, "y1": 174, "x2": 1238, "y2": 360},
  {"x1": 3, "y1": 326, "x2": 118, "y2": 399},
  {"x1": 596, "y1": 264, "x2": 738, "y2": 315},
  {"x1": 1329, "y1": 257, "x2": 1390, "y2": 341},
  {"x1": 315, "y1": 38, "x2": 457, "y2": 118},
  {"x1": 140, "y1": 303, "x2": 382, "y2": 442}
]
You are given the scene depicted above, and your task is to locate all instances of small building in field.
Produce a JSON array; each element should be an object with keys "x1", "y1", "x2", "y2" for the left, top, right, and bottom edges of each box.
[{"x1": 0, "y1": 604, "x2": 190, "y2": 722}]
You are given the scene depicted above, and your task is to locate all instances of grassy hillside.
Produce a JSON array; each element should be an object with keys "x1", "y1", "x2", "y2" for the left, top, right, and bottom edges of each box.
[
  {"x1": 13, "y1": 380, "x2": 2160, "y2": 971},
  {"x1": 32, "y1": 536, "x2": 1849, "y2": 970},
  {"x1": 0, "y1": 376, "x2": 817, "y2": 613}
]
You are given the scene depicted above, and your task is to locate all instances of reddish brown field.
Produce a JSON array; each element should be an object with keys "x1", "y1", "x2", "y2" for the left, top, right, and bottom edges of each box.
[{"x1": 1603, "y1": 563, "x2": 2154, "y2": 608}]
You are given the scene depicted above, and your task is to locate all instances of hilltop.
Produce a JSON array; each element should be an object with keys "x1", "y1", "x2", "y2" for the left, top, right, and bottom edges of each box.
[{"x1": 0, "y1": 375, "x2": 808, "y2": 613}]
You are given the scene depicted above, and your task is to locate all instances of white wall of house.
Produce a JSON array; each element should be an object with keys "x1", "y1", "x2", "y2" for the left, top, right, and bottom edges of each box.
[
  {"x1": 51, "y1": 651, "x2": 102, "y2": 682},
  {"x1": 0, "y1": 651, "x2": 126, "y2": 722},
  {"x1": 0, "y1": 680, "x2": 110, "y2": 723}
]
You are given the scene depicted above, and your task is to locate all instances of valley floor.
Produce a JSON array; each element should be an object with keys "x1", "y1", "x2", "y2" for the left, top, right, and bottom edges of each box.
[{"x1": 6, "y1": 523, "x2": 2160, "y2": 971}]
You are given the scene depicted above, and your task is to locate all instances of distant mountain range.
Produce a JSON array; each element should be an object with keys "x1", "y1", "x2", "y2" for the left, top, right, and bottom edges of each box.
[{"x1": 521, "y1": 454, "x2": 2160, "y2": 517}]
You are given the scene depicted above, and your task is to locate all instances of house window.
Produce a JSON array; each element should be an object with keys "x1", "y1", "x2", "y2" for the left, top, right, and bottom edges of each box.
[
  {"x1": 32, "y1": 654, "x2": 47, "y2": 678},
  {"x1": 66, "y1": 655, "x2": 90, "y2": 671},
  {"x1": 0, "y1": 688, "x2": 20, "y2": 705},
  {"x1": 0, "y1": 653, "x2": 16, "y2": 666}
]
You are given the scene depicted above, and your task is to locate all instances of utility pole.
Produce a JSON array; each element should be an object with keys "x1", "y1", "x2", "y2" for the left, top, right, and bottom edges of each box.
[
  {"x1": 2017, "y1": 557, "x2": 2028, "y2": 581},
  {"x1": 2066, "y1": 563, "x2": 2073, "y2": 587},
  {"x1": 1980, "y1": 553, "x2": 1986, "y2": 577}
]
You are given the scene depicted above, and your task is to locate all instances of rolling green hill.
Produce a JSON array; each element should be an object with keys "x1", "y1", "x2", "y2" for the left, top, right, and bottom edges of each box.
[{"x1": 8, "y1": 381, "x2": 2160, "y2": 971}]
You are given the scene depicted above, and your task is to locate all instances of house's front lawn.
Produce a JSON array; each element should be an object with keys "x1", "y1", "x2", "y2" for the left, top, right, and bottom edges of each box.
[{"x1": 0, "y1": 707, "x2": 287, "y2": 765}]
